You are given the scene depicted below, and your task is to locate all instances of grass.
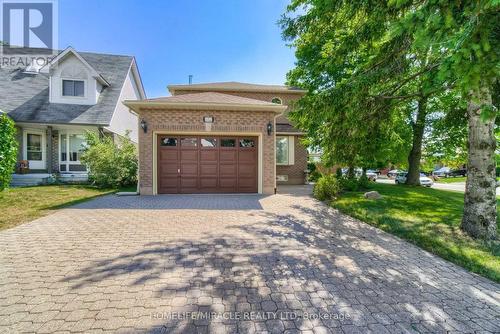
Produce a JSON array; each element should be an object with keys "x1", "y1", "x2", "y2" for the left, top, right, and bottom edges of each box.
[
  {"x1": 0, "y1": 184, "x2": 130, "y2": 231},
  {"x1": 330, "y1": 183, "x2": 500, "y2": 282},
  {"x1": 435, "y1": 176, "x2": 467, "y2": 183}
]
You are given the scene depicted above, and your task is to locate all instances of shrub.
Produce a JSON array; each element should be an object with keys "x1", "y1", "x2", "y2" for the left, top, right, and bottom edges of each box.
[
  {"x1": 313, "y1": 174, "x2": 341, "y2": 201},
  {"x1": 335, "y1": 167, "x2": 343, "y2": 179},
  {"x1": 358, "y1": 174, "x2": 370, "y2": 189},
  {"x1": 80, "y1": 131, "x2": 137, "y2": 188},
  {"x1": 339, "y1": 177, "x2": 359, "y2": 191},
  {"x1": 0, "y1": 113, "x2": 18, "y2": 191}
]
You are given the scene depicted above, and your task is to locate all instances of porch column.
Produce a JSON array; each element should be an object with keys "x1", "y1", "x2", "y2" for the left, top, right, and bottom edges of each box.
[{"x1": 47, "y1": 126, "x2": 52, "y2": 174}]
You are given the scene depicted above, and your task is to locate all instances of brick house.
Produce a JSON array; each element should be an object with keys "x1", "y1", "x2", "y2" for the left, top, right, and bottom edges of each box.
[{"x1": 125, "y1": 82, "x2": 307, "y2": 195}]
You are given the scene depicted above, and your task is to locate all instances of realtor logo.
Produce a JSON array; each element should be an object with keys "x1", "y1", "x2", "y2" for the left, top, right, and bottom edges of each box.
[{"x1": 1, "y1": 0, "x2": 58, "y2": 54}]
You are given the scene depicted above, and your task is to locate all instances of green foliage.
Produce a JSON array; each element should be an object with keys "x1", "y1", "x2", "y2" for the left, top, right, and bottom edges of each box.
[
  {"x1": 307, "y1": 162, "x2": 322, "y2": 182},
  {"x1": 80, "y1": 132, "x2": 137, "y2": 188},
  {"x1": 313, "y1": 174, "x2": 340, "y2": 201},
  {"x1": 358, "y1": 174, "x2": 370, "y2": 189},
  {"x1": 339, "y1": 177, "x2": 359, "y2": 192},
  {"x1": 0, "y1": 113, "x2": 18, "y2": 191},
  {"x1": 335, "y1": 167, "x2": 342, "y2": 179}
]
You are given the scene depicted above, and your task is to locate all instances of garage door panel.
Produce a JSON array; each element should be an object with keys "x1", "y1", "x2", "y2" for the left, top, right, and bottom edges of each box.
[
  {"x1": 220, "y1": 178, "x2": 237, "y2": 188},
  {"x1": 200, "y1": 150, "x2": 217, "y2": 161},
  {"x1": 200, "y1": 177, "x2": 217, "y2": 188},
  {"x1": 238, "y1": 150, "x2": 255, "y2": 162},
  {"x1": 160, "y1": 150, "x2": 177, "y2": 160},
  {"x1": 220, "y1": 150, "x2": 237, "y2": 161},
  {"x1": 181, "y1": 150, "x2": 197, "y2": 160},
  {"x1": 219, "y1": 164, "x2": 237, "y2": 176},
  {"x1": 181, "y1": 163, "x2": 198, "y2": 175},
  {"x1": 200, "y1": 164, "x2": 217, "y2": 176},
  {"x1": 180, "y1": 177, "x2": 197, "y2": 188},
  {"x1": 238, "y1": 166, "x2": 255, "y2": 177}
]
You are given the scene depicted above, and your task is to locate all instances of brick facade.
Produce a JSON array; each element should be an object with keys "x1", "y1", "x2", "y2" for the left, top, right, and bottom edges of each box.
[
  {"x1": 276, "y1": 136, "x2": 309, "y2": 185},
  {"x1": 137, "y1": 108, "x2": 277, "y2": 195},
  {"x1": 172, "y1": 89, "x2": 308, "y2": 186}
]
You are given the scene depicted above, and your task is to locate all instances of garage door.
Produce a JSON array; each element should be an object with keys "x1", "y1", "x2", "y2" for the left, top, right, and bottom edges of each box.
[{"x1": 157, "y1": 135, "x2": 258, "y2": 194}]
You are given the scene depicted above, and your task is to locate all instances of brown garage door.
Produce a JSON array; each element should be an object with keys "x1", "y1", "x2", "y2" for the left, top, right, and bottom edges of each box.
[{"x1": 157, "y1": 135, "x2": 258, "y2": 194}]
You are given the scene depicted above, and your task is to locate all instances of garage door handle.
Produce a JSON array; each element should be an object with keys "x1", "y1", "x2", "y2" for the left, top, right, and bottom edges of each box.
[{"x1": 178, "y1": 168, "x2": 180, "y2": 174}]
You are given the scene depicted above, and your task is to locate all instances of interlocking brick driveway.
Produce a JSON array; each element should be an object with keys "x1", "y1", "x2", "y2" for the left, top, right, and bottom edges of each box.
[{"x1": 0, "y1": 185, "x2": 499, "y2": 333}]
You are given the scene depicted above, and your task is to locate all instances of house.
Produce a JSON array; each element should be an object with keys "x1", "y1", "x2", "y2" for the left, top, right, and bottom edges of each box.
[
  {"x1": 125, "y1": 81, "x2": 307, "y2": 195},
  {"x1": 0, "y1": 47, "x2": 145, "y2": 185}
]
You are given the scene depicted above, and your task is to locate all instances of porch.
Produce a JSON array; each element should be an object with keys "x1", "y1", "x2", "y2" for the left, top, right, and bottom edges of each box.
[{"x1": 11, "y1": 123, "x2": 97, "y2": 186}]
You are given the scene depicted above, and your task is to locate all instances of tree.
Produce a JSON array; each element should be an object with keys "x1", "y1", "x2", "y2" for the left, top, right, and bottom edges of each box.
[
  {"x1": 282, "y1": 0, "x2": 498, "y2": 239},
  {"x1": 0, "y1": 113, "x2": 18, "y2": 190}
]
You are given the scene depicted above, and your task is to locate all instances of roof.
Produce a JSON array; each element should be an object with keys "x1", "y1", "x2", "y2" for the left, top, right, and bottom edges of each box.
[
  {"x1": 0, "y1": 49, "x2": 135, "y2": 126},
  {"x1": 168, "y1": 81, "x2": 306, "y2": 94},
  {"x1": 124, "y1": 92, "x2": 288, "y2": 113},
  {"x1": 276, "y1": 123, "x2": 304, "y2": 134}
]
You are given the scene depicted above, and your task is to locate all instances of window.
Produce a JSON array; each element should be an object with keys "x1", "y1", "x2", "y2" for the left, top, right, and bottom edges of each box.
[
  {"x1": 69, "y1": 134, "x2": 85, "y2": 161},
  {"x1": 181, "y1": 137, "x2": 197, "y2": 147},
  {"x1": 276, "y1": 136, "x2": 294, "y2": 165},
  {"x1": 271, "y1": 97, "x2": 282, "y2": 104},
  {"x1": 276, "y1": 136, "x2": 289, "y2": 165},
  {"x1": 201, "y1": 138, "x2": 217, "y2": 148},
  {"x1": 62, "y1": 80, "x2": 84, "y2": 97},
  {"x1": 60, "y1": 133, "x2": 87, "y2": 173},
  {"x1": 239, "y1": 139, "x2": 255, "y2": 148},
  {"x1": 221, "y1": 138, "x2": 236, "y2": 148},
  {"x1": 160, "y1": 137, "x2": 177, "y2": 146},
  {"x1": 27, "y1": 134, "x2": 42, "y2": 160}
]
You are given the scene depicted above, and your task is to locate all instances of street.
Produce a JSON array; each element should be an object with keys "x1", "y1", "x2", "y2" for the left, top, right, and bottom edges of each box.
[{"x1": 376, "y1": 178, "x2": 500, "y2": 195}]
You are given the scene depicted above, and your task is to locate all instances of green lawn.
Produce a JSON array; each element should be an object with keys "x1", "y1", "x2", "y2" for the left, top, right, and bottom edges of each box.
[
  {"x1": 435, "y1": 176, "x2": 467, "y2": 183},
  {"x1": 331, "y1": 183, "x2": 500, "y2": 282},
  {"x1": 0, "y1": 185, "x2": 122, "y2": 231}
]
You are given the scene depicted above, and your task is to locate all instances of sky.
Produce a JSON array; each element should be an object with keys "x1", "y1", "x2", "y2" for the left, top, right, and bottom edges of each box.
[{"x1": 58, "y1": 0, "x2": 297, "y2": 98}]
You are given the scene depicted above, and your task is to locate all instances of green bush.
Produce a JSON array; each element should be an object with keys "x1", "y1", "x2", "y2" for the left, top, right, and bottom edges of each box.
[
  {"x1": 339, "y1": 177, "x2": 359, "y2": 191},
  {"x1": 0, "y1": 113, "x2": 18, "y2": 191},
  {"x1": 80, "y1": 132, "x2": 137, "y2": 188},
  {"x1": 358, "y1": 174, "x2": 370, "y2": 189},
  {"x1": 335, "y1": 167, "x2": 343, "y2": 179},
  {"x1": 313, "y1": 174, "x2": 341, "y2": 201},
  {"x1": 309, "y1": 170, "x2": 322, "y2": 182}
]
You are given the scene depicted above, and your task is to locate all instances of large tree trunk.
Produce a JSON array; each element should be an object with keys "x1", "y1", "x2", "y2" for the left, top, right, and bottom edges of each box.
[
  {"x1": 406, "y1": 97, "x2": 427, "y2": 185},
  {"x1": 461, "y1": 88, "x2": 497, "y2": 239},
  {"x1": 347, "y1": 165, "x2": 355, "y2": 178}
]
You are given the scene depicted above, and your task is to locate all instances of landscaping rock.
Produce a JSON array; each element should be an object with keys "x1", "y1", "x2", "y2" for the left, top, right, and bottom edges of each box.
[{"x1": 364, "y1": 191, "x2": 382, "y2": 200}]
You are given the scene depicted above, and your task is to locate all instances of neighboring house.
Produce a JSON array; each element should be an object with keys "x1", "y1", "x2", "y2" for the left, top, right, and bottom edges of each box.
[
  {"x1": 125, "y1": 81, "x2": 307, "y2": 195},
  {"x1": 0, "y1": 47, "x2": 145, "y2": 185}
]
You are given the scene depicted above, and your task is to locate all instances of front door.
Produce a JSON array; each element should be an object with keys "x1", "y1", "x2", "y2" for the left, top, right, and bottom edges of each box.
[{"x1": 23, "y1": 130, "x2": 46, "y2": 170}]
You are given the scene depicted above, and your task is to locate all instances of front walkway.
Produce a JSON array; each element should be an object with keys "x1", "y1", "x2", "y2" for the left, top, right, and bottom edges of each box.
[{"x1": 0, "y1": 186, "x2": 498, "y2": 333}]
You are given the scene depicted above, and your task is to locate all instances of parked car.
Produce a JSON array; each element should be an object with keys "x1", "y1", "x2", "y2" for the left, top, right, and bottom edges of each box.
[
  {"x1": 432, "y1": 167, "x2": 450, "y2": 177},
  {"x1": 387, "y1": 169, "x2": 402, "y2": 178},
  {"x1": 395, "y1": 172, "x2": 434, "y2": 187},
  {"x1": 449, "y1": 168, "x2": 467, "y2": 177},
  {"x1": 366, "y1": 170, "x2": 378, "y2": 181}
]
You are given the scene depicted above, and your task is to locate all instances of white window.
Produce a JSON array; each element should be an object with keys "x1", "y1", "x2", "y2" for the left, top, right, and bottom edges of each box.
[
  {"x1": 59, "y1": 133, "x2": 87, "y2": 172},
  {"x1": 276, "y1": 136, "x2": 295, "y2": 165},
  {"x1": 62, "y1": 80, "x2": 85, "y2": 97}
]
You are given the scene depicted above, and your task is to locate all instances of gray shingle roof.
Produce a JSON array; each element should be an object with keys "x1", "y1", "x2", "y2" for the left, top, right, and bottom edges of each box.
[{"x1": 0, "y1": 50, "x2": 134, "y2": 126}]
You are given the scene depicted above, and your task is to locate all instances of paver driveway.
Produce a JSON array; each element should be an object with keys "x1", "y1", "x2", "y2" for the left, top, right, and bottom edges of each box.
[{"x1": 0, "y1": 185, "x2": 499, "y2": 333}]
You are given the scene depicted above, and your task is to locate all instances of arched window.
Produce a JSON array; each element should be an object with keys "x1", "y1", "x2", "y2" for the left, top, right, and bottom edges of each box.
[{"x1": 271, "y1": 97, "x2": 282, "y2": 104}]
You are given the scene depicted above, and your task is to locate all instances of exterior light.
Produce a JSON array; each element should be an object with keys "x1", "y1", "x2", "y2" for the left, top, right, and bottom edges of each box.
[
  {"x1": 267, "y1": 121, "x2": 273, "y2": 136},
  {"x1": 140, "y1": 119, "x2": 147, "y2": 133}
]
